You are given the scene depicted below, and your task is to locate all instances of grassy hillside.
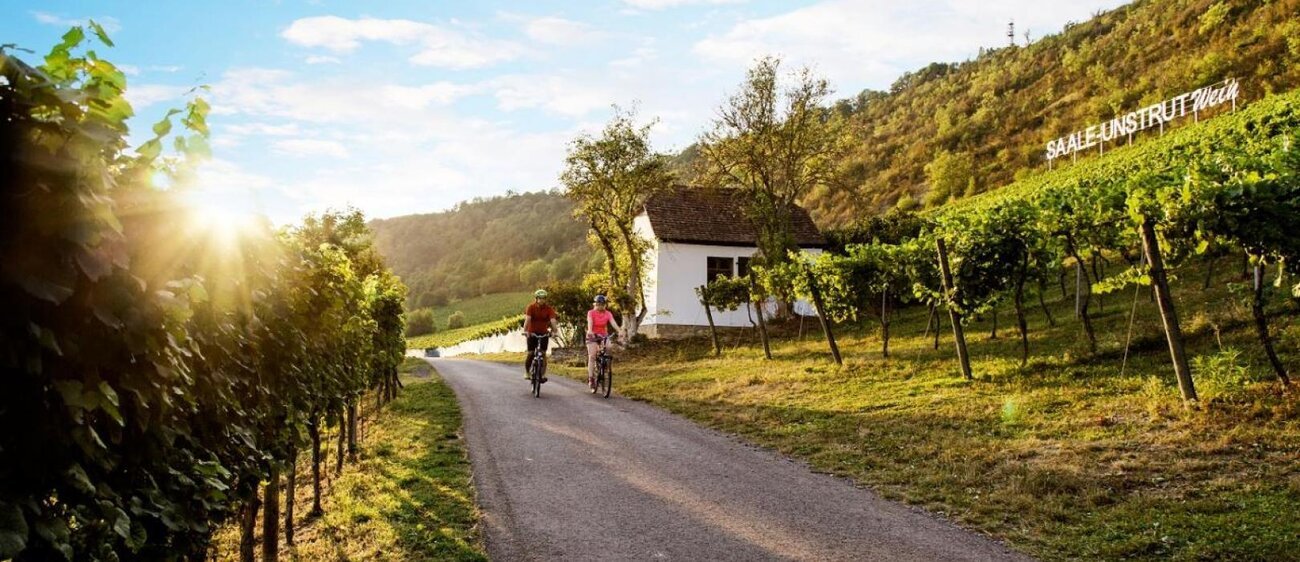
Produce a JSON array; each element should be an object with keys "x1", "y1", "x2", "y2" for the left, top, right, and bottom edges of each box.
[
  {"x1": 422, "y1": 291, "x2": 531, "y2": 331},
  {"x1": 370, "y1": 191, "x2": 596, "y2": 308},
  {"x1": 494, "y1": 256, "x2": 1299, "y2": 561},
  {"x1": 674, "y1": 0, "x2": 1300, "y2": 227}
]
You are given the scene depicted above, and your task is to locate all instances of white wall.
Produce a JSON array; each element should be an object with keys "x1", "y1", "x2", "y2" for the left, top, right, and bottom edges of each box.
[{"x1": 644, "y1": 240, "x2": 821, "y2": 328}]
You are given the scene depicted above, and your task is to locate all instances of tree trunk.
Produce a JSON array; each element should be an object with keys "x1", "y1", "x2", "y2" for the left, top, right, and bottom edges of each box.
[
  {"x1": 699, "y1": 285, "x2": 721, "y2": 357},
  {"x1": 263, "y1": 464, "x2": 280, "y2": 562},
  {"x1": 1037, "y1": 278, "x2": 1056, "y2": 327},
  {"x1": 934, "y1": 309, "x2": 942, "y2": 350},
  {"x1": 1092, "y1": 255, "x2": 1104, "y2": 313},
  {"x1": 936, "y1": 238, "x2": 972, "y2": 380},
  {"x1": 805, "y1": 271, "x2": 842, "y2": 366},
  {"x1": 590, "y1": 218, "x2": 623, "y2": 290},
  {"x1": 923, "y1": 303, "x2": 936, "y2": 341},
  {"x1": 1063, "y1": 234, "x2": 1098, "y2": 353},
  {"x1": 1251, "y1": 262, "x2": 1291, "y2": 385},
  {"x1": 336, "y1": 410, "x2": 346, "y2": 475},
  {"x1": 1015, "y1": 261, "x2": 1030, "y2": 365},
  {"x1": 879, "y1": 289, "x2": 891, "y2": 359},
  {"x1": 1139, "y1": 219, "x2": 1197, "y2": 402},
  {"x1": 285, "y1": 446, "x2": 296, "y2": 546},
  {"x1": 617, "y1": 225, "x2": 646, "y2": 341},
  {"x1": 347, "y1": 401, "x2": 358, "y2": 459},
  {"x1": 239, "y1": 491, "x2": 261, "y2": 562},
  {"x1": 753, "y1": 296, "x2": 772, "y2": 360},
  {"x1": 1058, "y1": 268, "x2": 1068, "y2": 300},
  {"x1": 989, "y1": 310, "x2": 998, "y2": 340},
  {"x1": 309, "y1": 417, "x2": 323, "y2": 516}
]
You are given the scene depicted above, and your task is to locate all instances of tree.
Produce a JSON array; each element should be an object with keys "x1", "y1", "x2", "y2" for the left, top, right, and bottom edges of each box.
[
  {"x1": 698, "y1": 56, "x2": 848, "y2": 275},
  {"x1": 561, "y1": 106, "x2": 673, "y2": 341},
  {"x1": 923, "y1": 150, "x2": 974, "y2": 208}
]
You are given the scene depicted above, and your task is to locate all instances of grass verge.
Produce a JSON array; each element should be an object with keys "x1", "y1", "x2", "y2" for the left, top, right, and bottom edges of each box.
[{"x1": 212, "y1": 358, "x2": 484, "y2": 561}]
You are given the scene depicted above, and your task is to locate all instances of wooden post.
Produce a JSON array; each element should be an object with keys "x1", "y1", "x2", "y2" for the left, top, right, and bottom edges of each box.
[
  {"x1": 804, "y1": 269, "x2": 842, "y2": 366},
  {"x1": 239, "y1": 491, "x2": 261, "y2": 562},
  {"x1": 1138, "y1": 219, "x2": 1197, "y2": 401},
  {"x1": 699, "y1": 285, "x2": 721, "y2": 357},
  {"x1": 285, "y1": 445, "x2": 297, "y2": 546},
  {"x1": 936, "y1": 238, "x2": 972, "y2": 380},
  {"x1": 263, "y1": 464, "x2": 281, "y2": 562}
]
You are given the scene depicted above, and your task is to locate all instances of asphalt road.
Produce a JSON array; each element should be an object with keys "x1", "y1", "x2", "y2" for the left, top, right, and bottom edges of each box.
[{"x1": 429, "y1": 358, "x2": 1032, "y2": 562}]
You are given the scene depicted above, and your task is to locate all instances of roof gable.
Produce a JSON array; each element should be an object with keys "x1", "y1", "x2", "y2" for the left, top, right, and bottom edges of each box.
[{"x1": 642, "y1": 186, "x2": 826, "y2": 248}]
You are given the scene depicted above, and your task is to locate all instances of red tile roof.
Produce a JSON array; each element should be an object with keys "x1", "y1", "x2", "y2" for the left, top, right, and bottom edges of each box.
[{"x1": 642, "y1": 186, "x2": 826, "y2": 248}]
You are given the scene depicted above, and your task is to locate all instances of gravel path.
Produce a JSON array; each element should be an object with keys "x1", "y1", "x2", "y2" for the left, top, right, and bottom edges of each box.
[{"x1": 429, "y1": 357, "x2": 1032, "y2": 562}]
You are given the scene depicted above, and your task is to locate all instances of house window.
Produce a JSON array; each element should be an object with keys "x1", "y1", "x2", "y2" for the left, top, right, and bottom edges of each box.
[
  {"x1": 706, "y1": 257, "x2": 734, "y2": 282},
  {"x1": 737, "y1": 257, "x2": 752, "y2": 278}
]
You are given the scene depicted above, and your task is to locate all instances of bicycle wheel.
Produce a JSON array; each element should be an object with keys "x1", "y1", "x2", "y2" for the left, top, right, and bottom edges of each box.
[
  {"x1": 600, "y1": 357, "x2": 612, "y2": 398},
  {"x1": 531, "y1": 357, "x2": 541, "y2": 398}
]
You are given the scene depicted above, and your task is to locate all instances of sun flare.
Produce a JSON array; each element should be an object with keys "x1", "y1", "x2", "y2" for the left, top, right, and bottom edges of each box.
[{"x1": 179, "y1": 183, "x2": 262, "y2": 243}]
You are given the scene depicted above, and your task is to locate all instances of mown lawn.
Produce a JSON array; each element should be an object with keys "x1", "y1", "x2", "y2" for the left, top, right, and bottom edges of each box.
[
  {"x1": 477, "y1": 258, "x2": 1300, "y2": 561},
  {"x1": 212, "y1": 358, "x2": 484, "y2": 561}
]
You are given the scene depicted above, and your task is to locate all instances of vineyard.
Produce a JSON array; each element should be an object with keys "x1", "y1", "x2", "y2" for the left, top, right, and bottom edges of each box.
[
  {"x1": 405, "y1": 315, "x2": 524, "y2": 350},
  {"x1": 739, "y1": 87, "x2": 1300, "y2": 396},
  {"x1": 1, "y1": 29, "x2": 411, "y2": 561}
]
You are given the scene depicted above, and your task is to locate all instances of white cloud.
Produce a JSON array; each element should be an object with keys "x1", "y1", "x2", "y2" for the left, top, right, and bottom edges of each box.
[
  {"x1": 305, "y1": 55, "x2": 342, "y2": 65},
  {"x1": 207, "y1": 68, "x2": 479, "y2": 126},
  {"x1": 493, "y1": 74, "x2": 615, "y2": 117},
  {"x1": 524, "y1": 17, "x2": 600, "y2": 46},
  {"x1": 224, "y1": 122, "x2": 302, "y2": 136},
  {"x1": 149, "y1": 65, "x2": 184, "y2": 73},
  {"x1": 281, "y1": 16, "x2": 523, "y2": 69},
  {"x1": 623, "y1": 0, "x2": 745, "y2": 9},
  {"x1": 693, "y1": 0, "x2": 1131, "y2": 92},
  {"x1": 271, "y1": 138, "x2": 350, "y2": 158},
  {"x1": 31, "y1": 11, "x2": 122, "y2": 33},
  {"x1": 124, "y1": 84, "x2": 188, "y2": 109}
]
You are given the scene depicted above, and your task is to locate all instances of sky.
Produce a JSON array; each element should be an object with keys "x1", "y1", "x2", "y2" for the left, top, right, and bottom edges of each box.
[{"x1": 3, "y1": 0, "x2": 1130, "y2": 224}]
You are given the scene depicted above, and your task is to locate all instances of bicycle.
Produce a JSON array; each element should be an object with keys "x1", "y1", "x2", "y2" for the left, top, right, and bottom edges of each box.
[
  {"x1": 526, "y1": 332, "x2": 550, "y2": 398},
  {"x1": 589, "y1": 333, "x2": 614, "y2": 399}
]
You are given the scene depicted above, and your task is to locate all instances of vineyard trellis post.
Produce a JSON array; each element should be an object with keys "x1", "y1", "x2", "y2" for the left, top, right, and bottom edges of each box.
[
  {"x1": 1138, "y1": 219, "x2": 1197, "y2": 401},
  {"x1": 935, "y1": 237, "x2": 972, "y2": 380}
]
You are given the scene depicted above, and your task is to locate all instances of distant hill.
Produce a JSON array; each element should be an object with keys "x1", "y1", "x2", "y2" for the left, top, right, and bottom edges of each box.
[
  {"x1": 369, "y1": 191, "x2": 595, "y2": 308},
  {"x1": 680, "y1": 0, "x2": 1300, "y2": 227}
]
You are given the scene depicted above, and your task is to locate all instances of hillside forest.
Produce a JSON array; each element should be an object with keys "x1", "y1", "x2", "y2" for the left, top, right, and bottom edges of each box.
[
  {"x1": 368, "y1": 191, "x2": 596, "y2": 308},
  {"x1": 668, "y1": 0, "x2": 1300, "y2": 226}
]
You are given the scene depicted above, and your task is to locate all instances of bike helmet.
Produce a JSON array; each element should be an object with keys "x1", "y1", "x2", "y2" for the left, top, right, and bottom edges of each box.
[
  {"x1": 534, "y1": 289, "x2": 548, "y2": 298},
  {"x1": 593, "y1": 294, "x2": 608, "y2": 304}
]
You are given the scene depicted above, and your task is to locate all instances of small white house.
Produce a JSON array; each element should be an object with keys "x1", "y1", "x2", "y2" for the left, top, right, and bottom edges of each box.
[{"x1": 635, "y1": 186, "x2": 825, "y2": 338}]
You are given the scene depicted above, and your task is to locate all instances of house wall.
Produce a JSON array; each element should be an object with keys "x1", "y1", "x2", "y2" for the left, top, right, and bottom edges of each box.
[{"x1": 643, "y1": 241, "x2": 822, "y2": 330}]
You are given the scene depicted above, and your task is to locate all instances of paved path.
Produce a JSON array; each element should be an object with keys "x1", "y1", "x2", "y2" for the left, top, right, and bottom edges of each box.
[{"x1": 429, "y1": 358, "x2": 1032, "y2": 562}]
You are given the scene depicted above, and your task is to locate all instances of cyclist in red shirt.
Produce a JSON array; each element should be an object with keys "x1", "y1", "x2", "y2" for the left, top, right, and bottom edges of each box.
[
  {"x1": 523, "y1": 289, "x2": 558, "y2": 382},
  {"x1": 586, "y1": 294, "x2": 622, "y2": 391}
]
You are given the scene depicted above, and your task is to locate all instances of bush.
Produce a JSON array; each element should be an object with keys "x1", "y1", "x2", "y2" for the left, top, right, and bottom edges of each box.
[
  {"x1": 447, "y1": 311, "x2": 466, "y2": 329},
  {"x1": 406, "y1": 309, "x2": 436, "y2": 336}
]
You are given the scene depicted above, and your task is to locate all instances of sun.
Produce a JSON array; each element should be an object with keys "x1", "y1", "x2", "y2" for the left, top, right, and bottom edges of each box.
[{"x1": 179, "y1": 182, "x2": 263, "y2": 244}]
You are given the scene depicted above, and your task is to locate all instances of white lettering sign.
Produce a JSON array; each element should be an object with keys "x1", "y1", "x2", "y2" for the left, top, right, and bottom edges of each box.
[{"x1": 1045, "y1": 78, "x2": 1240, "y2": 161}]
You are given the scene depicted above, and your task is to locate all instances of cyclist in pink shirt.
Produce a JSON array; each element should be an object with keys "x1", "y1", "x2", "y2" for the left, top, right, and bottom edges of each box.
[{"x1": 586, "y1": 295, "x2": 622, "y2": 391}]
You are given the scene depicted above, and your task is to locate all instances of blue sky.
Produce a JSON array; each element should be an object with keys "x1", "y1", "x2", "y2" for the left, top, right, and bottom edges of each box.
[{"x1": 4, "y1": 0, "x2": 1129, "y2": 223}]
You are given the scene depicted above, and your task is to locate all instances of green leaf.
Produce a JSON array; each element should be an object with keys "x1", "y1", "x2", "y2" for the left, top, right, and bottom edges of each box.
[
  {"x1": 0, "y1": 502, "x2": 28, "y2": 558},
  {"x1": 111, "y1": 508, "x2": 131, "y2": 539},
  {"x1": 88, "y1": 20, "x2": 115, "y2": 47},
  {"x1": 66, "y1": 463, "x2": 94, "y2": 494},
  {"x1": 58, "y1": 27, "x2": 85, "y2": 53}
]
